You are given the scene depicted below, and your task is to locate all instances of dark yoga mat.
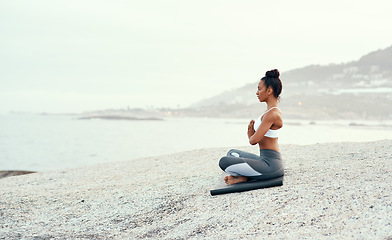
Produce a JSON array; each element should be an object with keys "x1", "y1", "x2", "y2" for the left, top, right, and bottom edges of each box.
[{"x1": 210, "y1": 176, "x2": 283, "y2": 196}]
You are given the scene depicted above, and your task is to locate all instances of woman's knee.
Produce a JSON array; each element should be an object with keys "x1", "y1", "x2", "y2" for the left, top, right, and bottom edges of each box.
[
  {"x1": 219, "y1": 157, "x2": 229, "y2": 170},
  {"x1": 227, "y1": 149, "x2": 240, "y2": 157},
  {"x1": 219, "y1": 156, "x2": 244, "y2": 171}
]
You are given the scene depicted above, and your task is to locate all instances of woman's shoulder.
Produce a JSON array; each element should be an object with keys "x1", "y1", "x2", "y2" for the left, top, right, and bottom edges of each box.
[
  {"x1": 272, "y1": 107, "x2": 282, "y2": 115},
  {"x1": 264, "y1": 108, "x2": 282, "y2": 122},
  {"x1": 271, "y1": 108, "x2": 282, "y2": 118},
  {"x1": 266, "y1": 107, "x2": 281, "y2": 116}
]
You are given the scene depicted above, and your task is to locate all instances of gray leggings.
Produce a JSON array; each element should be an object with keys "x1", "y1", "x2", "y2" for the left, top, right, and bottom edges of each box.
[{"x1": 219, "y1": 149, "x2": 284, "y2": 180}]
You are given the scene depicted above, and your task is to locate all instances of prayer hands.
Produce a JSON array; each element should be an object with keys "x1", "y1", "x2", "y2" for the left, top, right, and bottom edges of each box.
[{"x1": 247, "y1": 120, "x2": 255, "y2": 138}]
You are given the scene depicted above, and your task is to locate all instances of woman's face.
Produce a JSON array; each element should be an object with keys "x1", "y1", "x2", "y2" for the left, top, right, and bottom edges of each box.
[{"x1": 256, "y1": 80, "x2": 268, "y2": 102}]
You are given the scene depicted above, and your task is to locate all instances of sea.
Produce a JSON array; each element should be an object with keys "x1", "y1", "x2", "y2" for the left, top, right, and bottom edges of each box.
[{"x1": 1, "y1": 114, "x2": 391, "y2": 171}]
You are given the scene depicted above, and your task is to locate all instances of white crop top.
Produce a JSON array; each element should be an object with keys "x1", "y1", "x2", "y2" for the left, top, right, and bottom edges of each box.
[{"x1": 253, "y1": 107, "x2": 281, "y2": 138}]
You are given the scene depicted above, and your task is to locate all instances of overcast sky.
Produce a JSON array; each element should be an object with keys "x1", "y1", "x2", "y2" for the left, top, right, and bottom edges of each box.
[{"x1": 1, "y1": 0, "x2": 391, "y2": 113}]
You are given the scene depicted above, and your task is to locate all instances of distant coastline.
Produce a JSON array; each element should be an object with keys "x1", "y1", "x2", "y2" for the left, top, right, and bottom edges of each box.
[
  {"x1": 6, "y1": 107, "x2": 392, "y2": 122},
  {"x1": 78, "y1": 115, "x2": 164, "y2": 121}
]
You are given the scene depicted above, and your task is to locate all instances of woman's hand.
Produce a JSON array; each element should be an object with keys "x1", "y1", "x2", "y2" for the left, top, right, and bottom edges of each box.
[{"x1": 247, "y1": 120, "x2": 255, "y2": 139}]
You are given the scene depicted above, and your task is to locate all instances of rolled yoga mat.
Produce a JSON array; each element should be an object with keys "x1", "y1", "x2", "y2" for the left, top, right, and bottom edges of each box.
[{"x1": 210, "y1": 176, "x2": 283, "y2": 196}]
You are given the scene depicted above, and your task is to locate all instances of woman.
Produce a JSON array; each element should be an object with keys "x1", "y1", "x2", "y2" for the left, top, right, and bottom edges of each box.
[{"x1": 219, "y1": 69, "x2": 284, "y2": 185}]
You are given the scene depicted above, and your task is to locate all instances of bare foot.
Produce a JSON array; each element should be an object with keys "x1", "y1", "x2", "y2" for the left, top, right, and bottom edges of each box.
[{"x1": 224, "y1": 175, "x2": 248, "y2": 185}]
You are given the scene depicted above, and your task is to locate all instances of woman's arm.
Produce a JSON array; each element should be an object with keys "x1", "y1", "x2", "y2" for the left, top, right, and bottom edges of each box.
[{"x1": 248, "y1": 113, "x2": 275, "y2": 145}]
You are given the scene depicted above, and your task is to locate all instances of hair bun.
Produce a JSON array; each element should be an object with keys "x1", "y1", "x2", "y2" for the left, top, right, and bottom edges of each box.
[{"x1": 265, "y1": 69, "x2": 280, "y2": 78}]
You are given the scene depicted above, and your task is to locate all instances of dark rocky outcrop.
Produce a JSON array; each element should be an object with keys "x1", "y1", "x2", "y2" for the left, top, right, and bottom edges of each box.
[{"x1": 0, "y1": 171, "x2": 36, "y2": 179}]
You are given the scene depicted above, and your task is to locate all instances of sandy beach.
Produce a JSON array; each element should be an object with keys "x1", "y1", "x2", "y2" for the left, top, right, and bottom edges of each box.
[{"x1": 1, "y1": 140, "x2": 391, "y2": 239}]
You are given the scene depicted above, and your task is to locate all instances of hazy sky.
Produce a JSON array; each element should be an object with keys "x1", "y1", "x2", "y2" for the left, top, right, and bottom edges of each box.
[{"x1": 1, "y1": 0, "x2": 391, "y2": 113}]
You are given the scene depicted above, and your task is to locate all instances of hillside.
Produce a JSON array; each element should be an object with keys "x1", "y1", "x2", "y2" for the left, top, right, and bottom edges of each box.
[{"x1": 192, "y1": 45, "x2": 392, "y2": 120}]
